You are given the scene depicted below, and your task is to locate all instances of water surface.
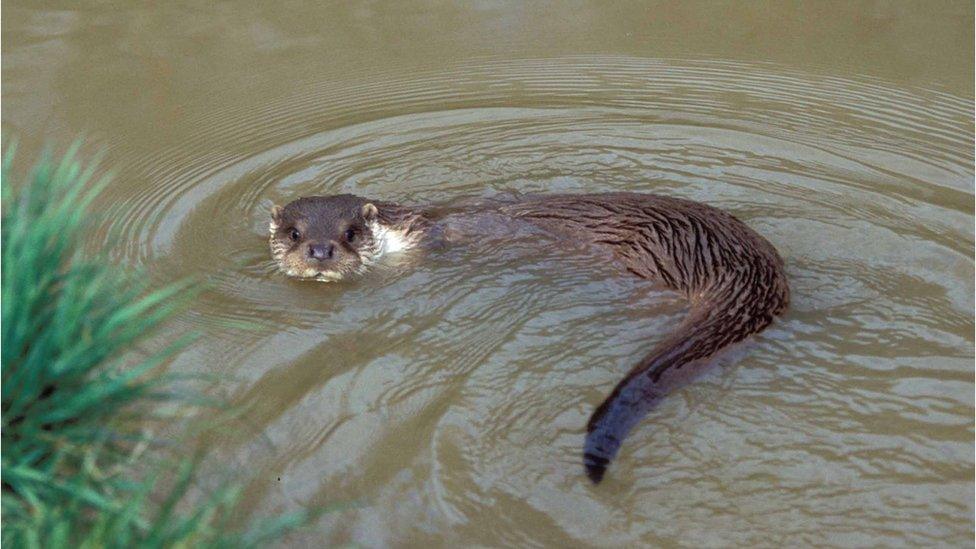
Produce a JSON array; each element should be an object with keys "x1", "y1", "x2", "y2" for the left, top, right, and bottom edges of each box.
[{"x1": 3, "y1": 2, "x2": 973, "y2": 547}]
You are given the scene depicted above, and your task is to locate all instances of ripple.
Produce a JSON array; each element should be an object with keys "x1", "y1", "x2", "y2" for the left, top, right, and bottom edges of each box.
[{"x1": 101, "y1": 56, "x2": 973, "y2": 546}]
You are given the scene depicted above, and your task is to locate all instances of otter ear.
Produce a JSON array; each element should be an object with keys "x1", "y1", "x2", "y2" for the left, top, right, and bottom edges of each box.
[
  {"x1": 361, "y1": 203, "x2": 378, "y2": 221},
  {"x1": 271, "y1": 205, "x2": 283, "y2": 222}
]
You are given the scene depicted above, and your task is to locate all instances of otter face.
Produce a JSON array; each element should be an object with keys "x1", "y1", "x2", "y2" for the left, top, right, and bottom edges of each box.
[{"x1": 269, "y1": 195, "x2": 381, "y2": 282}]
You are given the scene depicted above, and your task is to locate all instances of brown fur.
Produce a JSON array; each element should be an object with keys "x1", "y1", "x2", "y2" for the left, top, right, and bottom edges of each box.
[
  {"x1": 500, "y1": 193, "x2": 789, "y2": 482},
  {"x1": 272, "y1": 192, "x2": 789, "y2": 482}
]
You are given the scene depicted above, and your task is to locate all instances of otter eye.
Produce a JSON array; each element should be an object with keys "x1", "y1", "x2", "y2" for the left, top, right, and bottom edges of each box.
[
  {"x1": 345, "y1": 228, "x2": 356, "y2": 242},
  {"x1": 289, "y1": 228, "x2": 301, "y2": 241}
]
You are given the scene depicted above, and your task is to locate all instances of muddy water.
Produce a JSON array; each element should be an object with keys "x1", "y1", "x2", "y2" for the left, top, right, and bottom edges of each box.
[{"x1": 3, "y1": 2, "x2": 973, "y2": 547}]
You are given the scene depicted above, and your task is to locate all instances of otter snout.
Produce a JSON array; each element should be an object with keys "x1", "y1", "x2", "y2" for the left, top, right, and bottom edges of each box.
[{"x1": 308, "y1": 242, "x2": 335, "y2": 261}]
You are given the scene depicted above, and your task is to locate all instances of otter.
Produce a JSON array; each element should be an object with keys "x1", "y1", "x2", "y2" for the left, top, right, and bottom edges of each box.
[{"x1": 269, "y1": 192, "x2": 789, "y2": 483}]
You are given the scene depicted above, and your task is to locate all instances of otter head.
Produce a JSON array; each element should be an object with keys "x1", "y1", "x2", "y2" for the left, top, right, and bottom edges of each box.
[{"x1": 269, "y1": 194, "x2": 383, "y2": 282}]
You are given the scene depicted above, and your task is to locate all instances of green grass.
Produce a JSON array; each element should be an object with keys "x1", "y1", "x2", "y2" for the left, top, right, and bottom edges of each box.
[{"x1": 1, "y1": 144, "x2": 308, "y2": 547}]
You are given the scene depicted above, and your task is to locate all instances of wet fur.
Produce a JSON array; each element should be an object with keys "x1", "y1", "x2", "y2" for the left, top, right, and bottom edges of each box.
[
  {"x1": 272, "y1": 192, "x2": 789, "y2": 482},
  {"x1": 269, "y1": 195, "x2": 430, "y2": 281},
  {"x1": 500, "y1": 193, "x2": 789, "y2": 482}
]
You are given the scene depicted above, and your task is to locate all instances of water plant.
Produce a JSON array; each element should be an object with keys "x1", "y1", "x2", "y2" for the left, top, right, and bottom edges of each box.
[{"x1": 1, "y1": 144, "x2": 306, "y2": 547}]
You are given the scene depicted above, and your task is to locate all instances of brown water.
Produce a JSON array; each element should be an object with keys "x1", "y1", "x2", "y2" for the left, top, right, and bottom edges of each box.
[{"x1": 3, "y1": 2, "x2": 974, "y2": 547}]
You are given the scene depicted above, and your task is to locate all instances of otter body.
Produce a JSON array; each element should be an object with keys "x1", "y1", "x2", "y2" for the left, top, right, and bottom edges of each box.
[{"x1": 270, "y1": 192, "x2": 789, "y2": 483}]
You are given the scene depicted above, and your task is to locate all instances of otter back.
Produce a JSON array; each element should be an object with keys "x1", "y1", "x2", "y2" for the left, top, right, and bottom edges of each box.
[{"x1": 271, "y1": 191, "x2": 789, "y2": 483}]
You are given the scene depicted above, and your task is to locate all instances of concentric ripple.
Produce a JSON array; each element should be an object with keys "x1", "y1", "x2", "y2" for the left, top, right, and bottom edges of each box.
[{"x1": 104, "y1": 57, "x2": 972, "y2": 546}]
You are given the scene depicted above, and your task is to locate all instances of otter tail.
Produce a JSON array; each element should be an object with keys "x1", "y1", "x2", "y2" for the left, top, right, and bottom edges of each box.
[{"x1": 583, "y1": 298, "x2": 776, "y2": 483}]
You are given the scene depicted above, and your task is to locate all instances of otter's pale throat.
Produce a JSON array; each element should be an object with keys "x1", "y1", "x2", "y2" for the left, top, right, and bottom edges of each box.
[{"x1": 367, "y1": 221, "x2": 412, "y2": 256}]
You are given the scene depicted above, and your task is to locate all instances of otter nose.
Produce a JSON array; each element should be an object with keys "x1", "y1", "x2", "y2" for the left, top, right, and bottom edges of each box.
[{"x1": 308, "y1": 243, "x2": 334, "y2": 261}]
